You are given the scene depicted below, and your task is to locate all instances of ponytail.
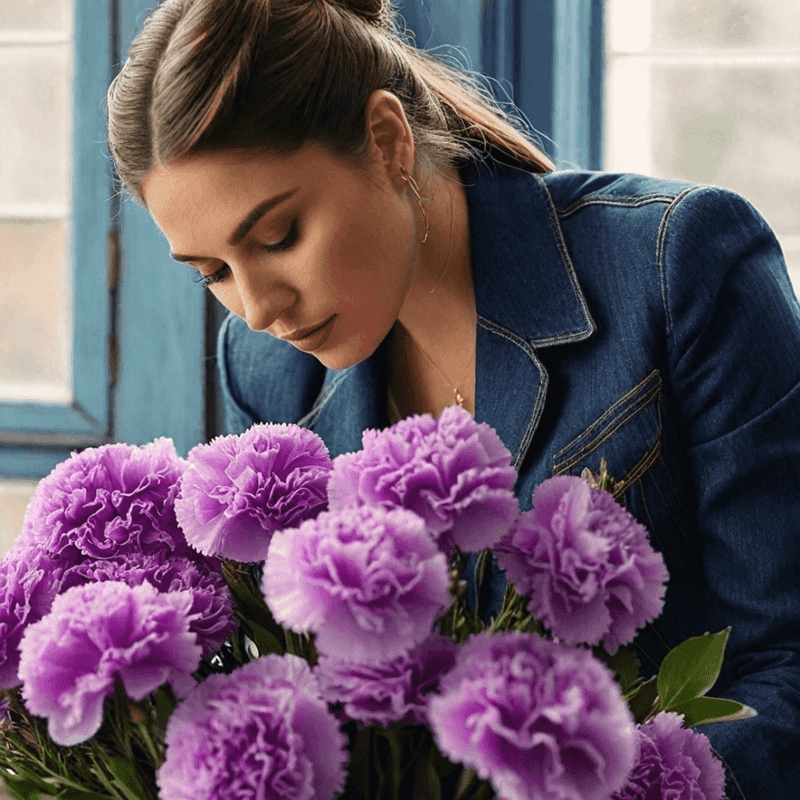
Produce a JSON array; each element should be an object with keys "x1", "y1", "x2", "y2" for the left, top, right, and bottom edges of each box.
[{"x1": 107, "y1": 0, "x2": 554, "y2": 206}]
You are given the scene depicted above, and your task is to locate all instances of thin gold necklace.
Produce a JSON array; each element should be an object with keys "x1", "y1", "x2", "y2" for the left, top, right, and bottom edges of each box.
[
  {"x1": 415, "y1": 182, "x2": 474, "y2": 408},
  {"x1": 405, "y1": 325, "x2": 476, "y2": 409},
  {"x1": 391, "y1": 177, "x2": 474, "y2": 414}
]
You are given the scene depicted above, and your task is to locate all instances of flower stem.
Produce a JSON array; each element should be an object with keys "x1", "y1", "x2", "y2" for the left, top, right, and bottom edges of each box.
[{"x1": 136, "y1": 720, "x2": 163, "y2": 769}]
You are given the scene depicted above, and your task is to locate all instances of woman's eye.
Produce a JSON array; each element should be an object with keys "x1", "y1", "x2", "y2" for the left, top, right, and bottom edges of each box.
[
  {"x1": 191, "y1": 219, "x2": 299, "y2": 290},
  {"x1": 192, "y1": 263, "x2": 230, "y2": 289},
  {"x1": 262, "y1": 218, "x2": 299, "y2": 253}
]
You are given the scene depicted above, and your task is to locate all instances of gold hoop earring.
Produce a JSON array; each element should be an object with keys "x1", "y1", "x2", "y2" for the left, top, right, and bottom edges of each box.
[{"x1": 400, "y1": 165, "x2": 429, "y2": 244}]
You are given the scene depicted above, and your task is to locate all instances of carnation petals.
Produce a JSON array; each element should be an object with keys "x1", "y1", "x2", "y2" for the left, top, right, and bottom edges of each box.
[
  {"x1": 0, "y1": 552, "x2": 62, "y2": 690},
  {"x1": 18, "y1": 582, "x2": 202, "y2": 746},
  {"x1": 613, "y1": 712, "x2": 726, "y2": 800},
  {"x1": 18, "y1": 439, "x2": 188, "y2": 565},
  {"x1": 328, "y1": 406, "x2": 519, "y2": 555},
  {"x1": 157, "y1": 655, "x2": 347, "y2": 800},
  {"x1": 61, "y1": 552, "x2": 235, "y2": 659},
  {"x1": 262, "y1": 506, "x2": 450, "y2": 663},
  {"x1": 497, "y1": 475, "x2": 668, "y2": 651},
  {"x1": 176, "y1": 424, "x2": 332, "y2": 562},
  {"x1": 316, "y1": 634, "x2": 459, "y2": 726},
  {"x1": 429, "y1": 632, "x2": 638, "y2": 800}
]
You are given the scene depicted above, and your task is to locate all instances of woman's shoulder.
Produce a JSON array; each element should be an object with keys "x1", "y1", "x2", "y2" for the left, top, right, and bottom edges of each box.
[
  {"x1": 541, "y1": 168, "x2": 695, "y2": 205},
  {"x1": 535, "y1": 167, "x2": 779, "y2": 284},
  {"x1": 476, "y1": 150, "x2": 764, "y2": 225},
  {"x1": 539, "y1": 168, "x2": 769, "y2": 230},
  {"x1": 519, "y1": 165, "x2": 774, "y2": 249}
]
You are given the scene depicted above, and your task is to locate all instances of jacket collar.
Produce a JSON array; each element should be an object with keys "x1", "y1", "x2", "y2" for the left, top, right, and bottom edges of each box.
[{"x1": 306, "y1": 157, "x2": 595, "y2": 466}]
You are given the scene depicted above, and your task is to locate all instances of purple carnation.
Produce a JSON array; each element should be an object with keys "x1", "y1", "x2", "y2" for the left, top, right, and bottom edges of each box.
[
  {"x1": 62, "y1": 553, "x2": 235, "y2": 659},
  {"x1": 497, "y1": 476, "x2": 668, "y2": 652},
  {"x1": 262, "y1": 506, "x2": 450, "y2": 662},
  {"x1": 428, "y1": 632, "x2": 638, "y2": 800},
  {"x1": 613, "y1": 712, "x2": 725, "y2": 800},
  {"x1": 18, "y1": 439, "x2": 188, "y2": 565},
  {"x1": 175, "y1": 424, "x2": 332, "y2": 563},
  {"x1": 0, "y1": 552, "x2": 62, "y2": 690},
  {"x1": 157, "y1": 654, "x2": 348, "y2": 800},
  {"x1": 328, "y1": 406, "x2": 519, "y2": 556},
  {"x1": 18, "y1": 581, "x2": 201, "y2": 746},
  {"x1": 316, "y1": 633, "x2": 459, "y2": 726}
]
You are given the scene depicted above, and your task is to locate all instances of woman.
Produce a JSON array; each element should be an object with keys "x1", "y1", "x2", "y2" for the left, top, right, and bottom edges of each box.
[{"x1": 107, "y1": 0, "x2": 800, "y2": 796}]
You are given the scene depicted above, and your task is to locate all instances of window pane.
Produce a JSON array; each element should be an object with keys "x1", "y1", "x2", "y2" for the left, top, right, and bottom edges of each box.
[
  {"x1": 0, "y1": 3, "x2": 73, "y2": 403},
  {"x1": 0, "y1": 0, "x2": 69, "y2": 32},
  {"x1": 0, "y1": 221, "x2": 70, "y2": 401},
  {"x1": 651, "y1": 66, "x2": 800, "y2": 235},
  {"x1": 606, "y1": 0, "x2": 800, "y2": 302},
  {"x1": 0, "y1": 45, "x2": 71, "y2": 207},
  {"x1": 0, "y1": 481, "x2": 36, "y2": 556},
  {"x1": 652, "y1": 0, "x2": 800, "y2": 50}
]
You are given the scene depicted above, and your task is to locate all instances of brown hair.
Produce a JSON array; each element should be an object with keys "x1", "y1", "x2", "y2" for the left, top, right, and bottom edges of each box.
[{"x1": 107, "y1": 0, "x2": 554, "y2": 206}]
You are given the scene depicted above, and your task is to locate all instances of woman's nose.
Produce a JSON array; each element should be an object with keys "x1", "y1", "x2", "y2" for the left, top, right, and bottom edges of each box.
[{"x1": 235, "y1": 261, "x2": 295, "y2": 332}]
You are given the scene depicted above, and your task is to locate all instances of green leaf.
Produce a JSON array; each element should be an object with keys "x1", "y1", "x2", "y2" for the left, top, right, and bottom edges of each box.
[
  {"x1": 626, "y1": 676, "x2": 659, "y2": 724},
  {"x1": 243, "y1": 620, "x2": 283, "y2": 656},
  {"x1": 592, "y1": 645, "x2": 641, "y2": 692},
  {"x1": 657, "y1": 628, "x2": 730, "y2": 712},
  {"x1": 58, "y1": 792, "x2": 113, "y2": 800},
  {"x1": 2, "y1": 774, "x2": 53, "y2": 800},
  {"x1": 103, "y1": 759, "x2": 148, "y2": 800},
  {"x1": 153, "y1": 685, "x2": 177, "y2": 730},
  {"x1": 411, "y1": 757, "x2": 441, "y2": 800},
  {"x1": 1, "y1": 766, "x2": 56, "y2": 795},
  {"x1": 339, "y1": 725, "x2": 373, "y2": 800},
  {"x1": 222, "y1": 562, "x2": 286, "y2": 644},
  {"x1": 669, "y1": 696, "x2": 757, "y2": 727},
  {"x1": 453, "y1": 767, "x2": 481, "y2": 800}
]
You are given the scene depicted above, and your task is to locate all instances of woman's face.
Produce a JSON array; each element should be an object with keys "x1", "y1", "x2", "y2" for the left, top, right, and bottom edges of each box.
[{"x1": 141, "y1": 139, "x2": 421, "y2": 370}]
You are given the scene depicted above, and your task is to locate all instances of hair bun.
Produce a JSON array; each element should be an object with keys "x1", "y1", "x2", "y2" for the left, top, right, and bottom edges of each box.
[{"x1": 337, "y1": 0, "x2": 392, "y2": 30}]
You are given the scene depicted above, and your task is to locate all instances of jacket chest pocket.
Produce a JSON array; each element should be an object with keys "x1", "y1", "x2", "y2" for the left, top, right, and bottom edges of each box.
[{"x1": 552, "y1": 369, "x2": 662, "y2": 500}]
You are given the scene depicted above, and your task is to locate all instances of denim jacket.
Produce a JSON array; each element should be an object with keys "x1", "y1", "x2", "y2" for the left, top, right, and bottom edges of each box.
[{"x1": 217, "y1": 154, "x2": 800, "y2": 798}]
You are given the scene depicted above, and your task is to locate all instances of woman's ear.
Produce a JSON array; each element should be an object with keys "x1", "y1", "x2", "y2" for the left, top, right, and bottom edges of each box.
[{"x1": 364, "y1": 89, "x2": 416, "y2": 186}]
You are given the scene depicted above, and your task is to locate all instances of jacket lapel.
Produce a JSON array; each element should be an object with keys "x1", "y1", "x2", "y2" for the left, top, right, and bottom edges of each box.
[
  {"x1": 305, "y1": 159, "x2": 596, "y2": 467},
  {"x1": 465, "y1": 161, "x2": 595, "y2": 469}
]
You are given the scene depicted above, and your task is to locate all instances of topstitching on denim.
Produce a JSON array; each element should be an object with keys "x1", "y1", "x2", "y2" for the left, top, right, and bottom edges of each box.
[
  {"x1": 553, "y1": 369, "x2": 662, "y2": 482},
  {"x1": 655, "y1": 185, "x2": 705, "y2": 338},
  {"x1": 532, "y1": 173, "x2": 597, "y2": 347},
  {"x1": 296, "y1": 368, "x2": 353, "y2": 429},
  {"x1": 477, "y1": 314, "x2": 547, "y2": 472},
  {"x1": 556, "y1": 192, "x2": 681, "y2": 221}
]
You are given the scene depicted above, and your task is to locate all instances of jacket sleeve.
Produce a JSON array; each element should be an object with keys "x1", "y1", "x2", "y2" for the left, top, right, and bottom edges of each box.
[{"x1": 662, "y1": 185, "x2": 800, "y2": 798}]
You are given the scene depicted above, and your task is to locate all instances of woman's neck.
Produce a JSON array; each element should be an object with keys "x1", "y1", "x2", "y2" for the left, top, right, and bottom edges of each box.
[{"x1": 388, "y1": 168, "x2": 476, "y2": 420}]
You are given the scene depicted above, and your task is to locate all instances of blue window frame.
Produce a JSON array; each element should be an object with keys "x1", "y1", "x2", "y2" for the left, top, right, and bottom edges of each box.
[{"x1": 113, "y1": 0, "x2": 207, "y2": 458}]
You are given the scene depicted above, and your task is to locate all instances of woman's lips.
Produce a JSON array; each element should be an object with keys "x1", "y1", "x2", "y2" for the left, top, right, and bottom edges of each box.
[{"x1": 285, "y1": 315, "x2": 336, "y2": 353}]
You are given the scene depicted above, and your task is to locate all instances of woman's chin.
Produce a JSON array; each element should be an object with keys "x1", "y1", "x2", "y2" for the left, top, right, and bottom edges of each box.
[{"x1": 309, "y1": 331, "x2": 384, "y2": 372}]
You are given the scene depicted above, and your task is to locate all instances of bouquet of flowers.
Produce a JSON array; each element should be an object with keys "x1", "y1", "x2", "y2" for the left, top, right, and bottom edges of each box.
[{"x1": 0, "y1": 407, "x2": 754, "y2": 800}]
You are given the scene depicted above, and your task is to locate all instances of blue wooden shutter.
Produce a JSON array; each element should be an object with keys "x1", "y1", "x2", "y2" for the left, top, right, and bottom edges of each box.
[
  {"x1": 113, "y1": 0, "x2": 206, "y2": 456},
  {"x1": 399, "y1": 0, "x2": 604, "y2": 170}
]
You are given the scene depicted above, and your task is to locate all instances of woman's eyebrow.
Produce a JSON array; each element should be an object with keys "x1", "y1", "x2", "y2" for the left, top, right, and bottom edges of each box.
[{"x1": 169, "y1": 188, "x2": 298, "y2": 263}]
